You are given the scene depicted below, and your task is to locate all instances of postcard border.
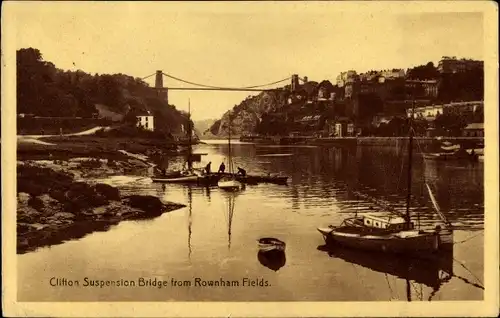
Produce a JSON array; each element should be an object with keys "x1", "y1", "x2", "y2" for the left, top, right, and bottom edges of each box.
[{"x1": 2, "y1": 1, "x2": 499, "y2": 317}]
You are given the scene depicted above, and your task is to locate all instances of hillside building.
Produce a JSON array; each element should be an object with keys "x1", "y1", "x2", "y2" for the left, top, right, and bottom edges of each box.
[
  {"x1": 136, "y1": 110, "x2": 154, "y2": 131},
  {"x1": 462, "y1": 123, "x2": 484, "y2": 137},
  {"x1": 336, "y1": 70, "x2": 358, "y2": 87},
  {"x1": 407, "y1": 101, "x2": 483, "y2": 119},
  {"x1": 316, "y1": 80, "x2": 336, "y2": 101},
  {"x1": 437, "y1": 57, "x2": 483, "y2": 74},
  {"x1": 325, "y1": 117, "x2": 354, "y2": 137},
  {"x1": 405, "y1": 80, "x2": 438, "y2": 98},
  {"x1": 408, "y1": 105, "x2": 444, "y2": 121}
]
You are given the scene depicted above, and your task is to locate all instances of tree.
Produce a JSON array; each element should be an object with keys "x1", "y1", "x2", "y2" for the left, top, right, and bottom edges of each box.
[
  {"x1": 406, "y1": 62, "x2": 440, "y2": 80},
  {"x1": 17, "y1": 48, "x2": 49, "y2": 114},
  {"x1": 412, "y1": 118, "x2": 429, "y2": 136},
  {"x1": 16, "y1": 47, "x2": 191, "y2": 136},
  {"x1": 438, "y1": 69, "x2": 484, "y2": 102},
  {"x1": 357, "y1": 93, "x2": 383, "y2": 119},
  {"x1": 434, "y1": 112, "x2": 468, "y2": 136}
]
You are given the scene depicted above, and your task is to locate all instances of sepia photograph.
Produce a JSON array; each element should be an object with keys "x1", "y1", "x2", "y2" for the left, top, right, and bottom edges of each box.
[{"x1": 2, "y1": 1, "x2": 499, "y2": 317}]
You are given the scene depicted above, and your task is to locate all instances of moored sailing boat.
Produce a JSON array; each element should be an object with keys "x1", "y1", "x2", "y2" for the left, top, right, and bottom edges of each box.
[
  {"x1": 218, "y1": 111, "x2": 242, "y2": 191},
  {"x1": 318, "y1": 103, "x2": 453, "y2": 255},
  {"x1": 152, "y1": 100, "x2": 216, "y2": 185},
  {"x1": 422, "y1": 141, "x2": 475, "y2": 161}
]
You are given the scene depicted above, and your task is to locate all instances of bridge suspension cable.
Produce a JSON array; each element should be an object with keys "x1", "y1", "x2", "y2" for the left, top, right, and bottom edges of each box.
[
  {"x1": 140, "y1": 72, "x2": 156, "y2": 80},
  {"x1": 161, "y1": 72, "x2": 291, "y2": 90}
]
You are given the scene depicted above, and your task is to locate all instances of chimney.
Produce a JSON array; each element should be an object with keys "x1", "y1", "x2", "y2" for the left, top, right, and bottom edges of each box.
[{"x1": 303, "y1": 76, "x2": 308, "y2": 83}]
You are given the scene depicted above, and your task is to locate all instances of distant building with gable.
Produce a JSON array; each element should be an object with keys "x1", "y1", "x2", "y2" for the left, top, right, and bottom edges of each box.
[
  {"x1": 136, "y1": 110, "x2": 154, "y2": 131},
  {"x1": 336, "y1": 70, "x2": 358, "y2": 87},
  {"x1": 407, "y1": 101, "x2": 483, "y2": 119},
  {"x1": 462, "y1": 123, "x2": 484, "y2": 137},
  {"x1": 437, "y1": 56, "x2": 483, "y2": 74}
]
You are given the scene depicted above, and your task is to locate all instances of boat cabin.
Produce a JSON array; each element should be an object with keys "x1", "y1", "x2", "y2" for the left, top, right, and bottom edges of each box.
[{"x1": 362, "y1": 214, "x2": 414, "y2": 231}]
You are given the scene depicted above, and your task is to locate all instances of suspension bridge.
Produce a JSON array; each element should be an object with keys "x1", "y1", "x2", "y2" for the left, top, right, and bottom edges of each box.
[{"x1": 140, "y1": 71, "x2": 308, "y2": 103}]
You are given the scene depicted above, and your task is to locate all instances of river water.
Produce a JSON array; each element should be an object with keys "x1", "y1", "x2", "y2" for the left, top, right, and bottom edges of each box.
[{"x1": 18, "y1": 140, "x2": 484, "y2": 301}]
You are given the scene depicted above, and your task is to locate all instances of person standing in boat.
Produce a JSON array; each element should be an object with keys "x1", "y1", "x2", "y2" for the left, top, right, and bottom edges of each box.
[
  {"x1": 236, "y1": 167, "x2": 247, "y2": 177},
  {"x1": 205, "y1": 161, "x2": 212, "y2": 174},
  {"x1": 218, "y1": 162, "x2": 226, "y2": 174},
  {"x1": 155, "y1": 167, "x2": 166, "y2": 177}
]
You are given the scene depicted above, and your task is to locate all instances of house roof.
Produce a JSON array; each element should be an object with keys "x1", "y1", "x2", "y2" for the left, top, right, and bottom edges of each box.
[
  {"x1": 300, "y1": 81, "x2": 319, "y2": 95},
  {"x1": 317, "y1": 80, "x2": 335, "y2": 92},
  {"x1": 334, "y1": 116, "x2": 351, "y2": 122},
  {"x1": 135, "y1": 109, "x2": 152, "y2": 116},
  {"x1": 464, "y1": 123, "x2": 483, "y2": 130}
]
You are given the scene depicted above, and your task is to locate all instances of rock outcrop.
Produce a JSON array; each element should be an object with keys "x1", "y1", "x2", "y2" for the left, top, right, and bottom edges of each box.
[
  {"x1": 17, "y1": 163, "x2": 185, "y2": 254},
  {"x1": 208, "y1": 89, "x2": 290, "y2": 136}
]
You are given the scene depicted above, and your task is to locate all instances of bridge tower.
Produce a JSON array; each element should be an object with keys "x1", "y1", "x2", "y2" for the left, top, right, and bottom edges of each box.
[
  {"x1": 155, "y1": 70, "x2": 168, "y2": 104},
  {"x1": 291, "y1": 74, "x2": 300, "y2": 92}
]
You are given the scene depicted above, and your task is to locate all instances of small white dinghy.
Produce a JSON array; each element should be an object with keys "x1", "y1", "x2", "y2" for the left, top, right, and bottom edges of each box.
[
  {"x1": 218, "y1": 177, "x2": 242, "y2": 191},
  {"x1": 257, "y1": 237, "x2": 286, "y2": 252}
]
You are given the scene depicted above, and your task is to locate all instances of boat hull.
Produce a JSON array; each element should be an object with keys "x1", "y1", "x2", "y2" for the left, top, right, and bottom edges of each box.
[
  {"x1": 153, "y1": 176, "x2": 198, "y2": 183},
  {"x1": 152, "y1": 175, "x2": 220, "y2": 185},
  {"x1": 213, "y1": 173, "x2": 288, "y2": 185},
  {"x1": 218, "y1": 179, "x2": 242, "y2": 191},
  {"x1": 258, "y1": 244, "x2": 286, "y2": 253},
  {"x1": 318, "y1": 227, "x2": 439, "y2": 255},
  {"x1": 257, "y1": 237, "x2": 286, "y2": 252}
]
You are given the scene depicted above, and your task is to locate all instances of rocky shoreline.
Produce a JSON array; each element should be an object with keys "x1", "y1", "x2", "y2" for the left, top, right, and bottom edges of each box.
[{"x1": 17, "y1": 161, "x2": 186, "y2": 254}]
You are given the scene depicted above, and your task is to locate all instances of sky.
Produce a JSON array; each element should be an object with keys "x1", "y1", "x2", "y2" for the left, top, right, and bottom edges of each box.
[{"x1": 8, "y1": 2, "x2": 485, "y2": 120}]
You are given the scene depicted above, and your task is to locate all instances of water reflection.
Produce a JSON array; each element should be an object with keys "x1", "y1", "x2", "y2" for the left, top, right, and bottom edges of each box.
[
  {"x1": 19, "y1": 142, "x2": 483, "y2": 301},
  {"x1": 317, "y1": 244, "x2": 483, "y2": 301},
  {"x1": 257, "y1": 250, "x2": 286, "y2": 272},
  {"x1": 319, "y1": 245, "x2": 452, "y2": 286},
  {"x1": 221, "y1": 190, "x2": 242, "y2": 251},
  {"x1": 187, "y1": 186, "x2": 193, "y2": 261},
  {"x1": 318, "y1": 244, "x2": 453, "y2": 300},
  {"x1": 205, "y1": 186, "x2": 211, "y2": 202}
]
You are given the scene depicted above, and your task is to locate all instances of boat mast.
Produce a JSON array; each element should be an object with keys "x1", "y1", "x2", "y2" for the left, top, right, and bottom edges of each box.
[
  {"x1": 187, "y1": 99, "x2": 193, "y2": 171},
  {"x1": 187, "y1": 186, "x2": 192, "y2": 260},
  {"x1": 228, "y1": 111, "x2": 232, "y2": 174},
  {"x1": 227, "y1": 194, "x2": 234, "y2": 250},
  {"x1": 405, "y1": 94, "x2": 416, "y2": 227}
]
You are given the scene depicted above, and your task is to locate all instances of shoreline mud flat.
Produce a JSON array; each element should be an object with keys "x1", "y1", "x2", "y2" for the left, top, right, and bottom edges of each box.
[{"x1": 16, "y1": 161, "x2": 186, "y2": 254}]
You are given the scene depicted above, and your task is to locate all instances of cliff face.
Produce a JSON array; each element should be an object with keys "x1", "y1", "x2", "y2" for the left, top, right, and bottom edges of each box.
[
  {"x1": 194, "y1": 119, "x2": 217, "y2": 135},
  {"x1": 208, "y1": 89, "x2": 290, "y2": 136}
]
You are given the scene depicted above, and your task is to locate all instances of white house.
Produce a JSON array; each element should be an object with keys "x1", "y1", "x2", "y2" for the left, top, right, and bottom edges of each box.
[
  {"x1": 136, "y1": 111, "x2": 154, "y2": 131},
  {"x1": 408, "y1": 105, "x2": 444, "y2": 120}
]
